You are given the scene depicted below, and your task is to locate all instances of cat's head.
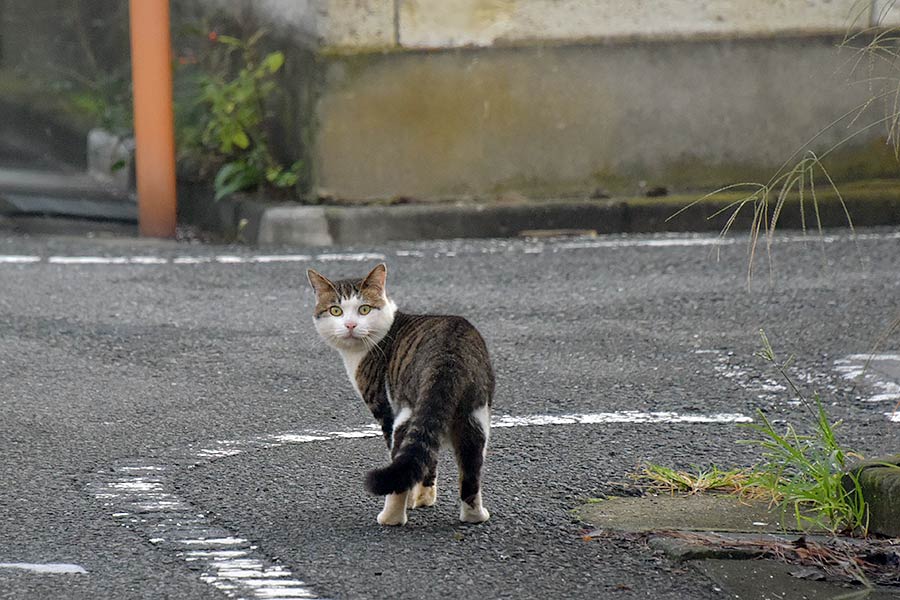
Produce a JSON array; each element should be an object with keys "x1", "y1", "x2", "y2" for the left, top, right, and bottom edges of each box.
[{"x1": 306, "y1": 263, "x2": 397, "y2": 352}]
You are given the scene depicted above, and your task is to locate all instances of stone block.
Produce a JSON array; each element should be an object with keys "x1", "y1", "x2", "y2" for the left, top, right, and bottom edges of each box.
[{"x1": 846, "y1": 455, "x2": 900, "y2": 538}]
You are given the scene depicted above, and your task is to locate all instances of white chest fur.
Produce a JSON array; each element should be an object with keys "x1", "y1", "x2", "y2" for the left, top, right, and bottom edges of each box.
[{"x1": 339, "y1": 348, "x2": 367, "y2": 399}]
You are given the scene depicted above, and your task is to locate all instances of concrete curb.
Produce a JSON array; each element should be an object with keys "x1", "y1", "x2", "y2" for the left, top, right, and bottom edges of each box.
[
  {"x1": 845, "y1": 454, "x2": 900, "y2": 538},
  {"x1": 177, "y1": 185, "x2": 900, "y2": 246}
]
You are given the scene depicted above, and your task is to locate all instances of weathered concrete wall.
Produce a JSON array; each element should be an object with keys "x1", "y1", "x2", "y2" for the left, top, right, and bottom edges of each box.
[
  {"x1": 396, "y1": 0, "x2": 872, "y2": 48},
  {"x1": 196, "y1": 0, "x2": 395, "y2": 49},
  {"x1": 312, "y1": 36, "x2": 897, "y2": 199},
  {"x1": 187, "y1": 0, "x2": 900, "y2": 201},
  {"x1": 197, "y1": 1, "x2": 891, "y2": 50}
]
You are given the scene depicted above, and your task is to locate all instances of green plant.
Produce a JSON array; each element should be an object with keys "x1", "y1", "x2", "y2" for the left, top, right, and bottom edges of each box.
[
  {"x1": 668, "y1": 4, "x2": 900, "y2": 285},
  {"x1": 179, "y1": 28, "x2": 301, "y2": 200},
  {"x1": 741, "y1": 331, "x2": 869, "y2": 535},
  {"x1": 631, "y1": 332, "x2": 871, "y2": 536}
]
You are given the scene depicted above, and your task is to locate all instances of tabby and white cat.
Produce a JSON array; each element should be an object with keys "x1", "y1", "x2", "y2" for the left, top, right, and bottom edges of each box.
[{"x1": 307, "y1": 264, "x2": 494, "y2": 526}]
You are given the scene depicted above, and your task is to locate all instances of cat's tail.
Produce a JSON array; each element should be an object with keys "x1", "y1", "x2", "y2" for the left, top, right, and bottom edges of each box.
[
  {"x1": 364, "y1": 418, "x2": 440, "y2": 496},
  {"x1": 364, "y1": 450, "x2": 427, "y2": 496}
]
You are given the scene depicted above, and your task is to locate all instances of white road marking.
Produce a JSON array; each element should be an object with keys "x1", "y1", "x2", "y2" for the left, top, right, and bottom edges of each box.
[
  {"x1": 491, "y1": 412, "x2": 752, "y2": 427},
  {"x1": 0, "y1": 255, "x2": 40, "y2": 264},
  {"x1": 253, "y1": 254, "x2": 313, "y2": 263},
  {"x1": 315, "y1": 252, "x2": 385, "y2": 262},
  {"x1": 0, "y1": 563, "x2": 87, "y2": 574},
  {"x1": 91, "y1": 462, "x2": 316, "y2": 600},
  {"x1": 1, "y1": 229, "x2": 895, "y2": 267},
  {"x1": 172, "y1": 256, "x2": 211, "y2": 264},
  {"x1": 178, "y1": 537, "x2": 248, "y2": 546},
  {"x1": 48, "y1": 256, "x2": 129, "y2": 265},
  {"x1": 554, "y1": 230, "x2": 900, "y2": 251},
  {"x1": 90, "y1": 408, "x2": 754, "y2": 600},
  {"x1": 85, "y1": 344, "x2": 898, "y2": 599},
  {"x1": 834, "y1": 354, "x2": 900, "y2": 408},
  {"x1": 844, "y1": 353, "x2": 900, "y2": 362},
  {"x1": 0, "y1": 252, "x2": 385, "y2": 266}
]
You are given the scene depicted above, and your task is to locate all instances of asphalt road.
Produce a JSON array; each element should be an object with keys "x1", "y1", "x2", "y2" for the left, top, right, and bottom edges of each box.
[{"x1": 0, "y1": 228, "x2": 898, "y2": 599}]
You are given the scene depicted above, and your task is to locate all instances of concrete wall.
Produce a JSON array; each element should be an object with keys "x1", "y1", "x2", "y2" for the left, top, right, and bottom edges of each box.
[
  {"x1": 312, "y1": 36, "x2": 896, "y2": 200},
  {"x1": 197, "y1": 0, "x2": 396, "y2": 49},
  {"x1": 396, "y1": 0, "x2": 872, "y2": 48},
  {"x1": 212, "y1": 0, "x2": 893, "y2": 50},
  {"x1": 5, "y1": 0, "x2": 894, "y2": 200},
  {"x1": 196, "y1": 0, "x2": 900, "y2": 200}
]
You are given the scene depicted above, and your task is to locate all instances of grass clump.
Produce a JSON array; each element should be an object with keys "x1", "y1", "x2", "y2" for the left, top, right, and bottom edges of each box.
[
  {"x1": 637, "y1": 331, "x2": 870, "y2": 536},
  {"x1": 742, "y1": 331, "x2": 869, "y2": 535},
  {"x1": 633, "y1": 464, "x2": 762, "y2": 497}
]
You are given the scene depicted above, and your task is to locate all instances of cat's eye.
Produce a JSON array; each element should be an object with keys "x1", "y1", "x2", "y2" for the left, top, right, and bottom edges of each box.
[
  {"x1": 358, "y1": 305, "x2": 373, "y2": 316},
  {"x1": 329, "y1": 306, "x2": 343, "y2": 317}
]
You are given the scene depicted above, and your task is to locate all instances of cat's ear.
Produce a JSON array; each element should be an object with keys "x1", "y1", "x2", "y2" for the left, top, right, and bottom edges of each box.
[
  {"x1": 307, "y1": 268, "x2": 336, "y2": 295},
  {"x1": 361, "y1": 263, "x2": 387, "y2": 294}
]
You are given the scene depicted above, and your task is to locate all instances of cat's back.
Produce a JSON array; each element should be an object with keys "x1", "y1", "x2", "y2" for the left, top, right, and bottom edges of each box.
[{"x1": 387, "y1": 312, "x2": 493, "y2": 386}]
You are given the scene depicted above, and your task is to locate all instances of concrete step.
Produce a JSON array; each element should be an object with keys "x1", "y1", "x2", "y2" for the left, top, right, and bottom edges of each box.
[
  {"x1": 0, "y1": 167, "x2": 136, "y2": 223},
  {"x1": 0, "y1": 167, "x2": 132, "y2": 201}
]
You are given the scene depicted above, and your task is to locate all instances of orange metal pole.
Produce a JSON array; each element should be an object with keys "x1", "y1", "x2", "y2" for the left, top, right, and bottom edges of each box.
[{"x1": 129, "y1": 0, "x2": 177, "y2": 238}]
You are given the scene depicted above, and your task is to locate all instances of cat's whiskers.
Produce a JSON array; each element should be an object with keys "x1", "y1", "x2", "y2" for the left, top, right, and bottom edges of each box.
[{"x1": 362, "y1": 335, "x2": 388, "y2": 361}]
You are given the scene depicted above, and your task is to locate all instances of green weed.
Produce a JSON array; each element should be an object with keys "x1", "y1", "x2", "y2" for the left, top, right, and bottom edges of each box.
[
  {"x1": 740, "y1": 331, "x2": 869, "y2": 535},
  {"x1": 667, "y1": 5, "x2": 900, "y2": 285},
  {"x1": 635, "y1": 332, "x2": 871, "y2": 536}
]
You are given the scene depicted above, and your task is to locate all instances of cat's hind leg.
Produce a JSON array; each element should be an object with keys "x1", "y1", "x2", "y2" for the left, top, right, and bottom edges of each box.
[
  {"x1": 407, "y1": 462, "x2": 438, "y2": 509},
  {"x1": 378, "y1": 407, "x2": 413, "y2": 525},
  {"x1": 454, "y1": 405, "x2": 490, "y2": 523},
  {"x1": 378, "y1": 491, "x2": 409, "y2": 525}
]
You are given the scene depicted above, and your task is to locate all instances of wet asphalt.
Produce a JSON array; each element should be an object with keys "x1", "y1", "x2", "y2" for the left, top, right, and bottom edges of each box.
[{"x1": 0, "y1": 228, "x2": 898, "y2": 599}]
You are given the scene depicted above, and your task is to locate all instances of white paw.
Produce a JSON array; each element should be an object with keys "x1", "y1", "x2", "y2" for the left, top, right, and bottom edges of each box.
[
  {"x1": 459, "y1": 503, "x2": 490, "y2": 524},
  {"x1": 417, "y1": 484, "x2": 437, "y2": 507},
  {"x1": 377, "y1": 509, "x2": 408, "y2": 526},
  {"x1": 407, "y1": 483, "x2": 437, "y2": 509},
  {"x1": 377, "y1": 492, "x2": 409, "y2": 525}
]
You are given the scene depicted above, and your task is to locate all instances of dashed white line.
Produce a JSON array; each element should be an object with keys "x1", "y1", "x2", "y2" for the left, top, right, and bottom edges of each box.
[
  {"x1": 91, "y1": 408, "x2": 754, "y2": 600},
  {"x1": 2, "y1": 230, "x2": 895, "y2": 267},
  {"x1": 0, "y1": 252, "x2": 384, "y2": 266},
  {"x1": 491, "y1": 412, "x2": 752, "y2": 427},
  {"x1": 315, "y1": 252, "x2": 385, "y2": 262},
  {"x1": 0, "y1": 563, "x2": 87, "y2": 575},
  {"x1": 0, "y1": 255, "x2": 40, "y2": 264},
  {"x1": 48, "y1": 256, "x2": 129, "y2": 265}
]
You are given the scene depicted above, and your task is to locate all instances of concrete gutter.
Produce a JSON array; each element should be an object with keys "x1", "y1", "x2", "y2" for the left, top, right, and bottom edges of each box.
[
  {"x1": 197, "y1": 181, "x2": 900, "y2": 246},
  {"x1": 578, "y1": 494, "x2": 900, "y2": 597},
  {"x1": 5, "y1": 175, "x2": 899, "y2": 244}
]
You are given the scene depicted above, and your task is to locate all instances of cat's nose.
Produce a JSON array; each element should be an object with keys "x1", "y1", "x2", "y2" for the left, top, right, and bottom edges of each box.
[{"x1": 345, "y1": 322, "x2": 357, "y2": 330}]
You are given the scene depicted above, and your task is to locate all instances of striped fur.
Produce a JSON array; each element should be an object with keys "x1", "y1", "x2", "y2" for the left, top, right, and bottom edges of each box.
[{"x1": 307, "y1": 264, "x2": 494, "y2": 525}]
